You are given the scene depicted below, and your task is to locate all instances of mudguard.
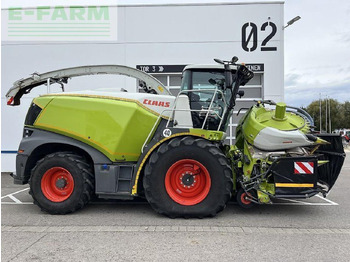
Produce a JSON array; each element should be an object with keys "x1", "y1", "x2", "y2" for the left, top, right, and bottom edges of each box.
[{"x1": 14, "y1": 128, "x2": 112, "y2": 184}]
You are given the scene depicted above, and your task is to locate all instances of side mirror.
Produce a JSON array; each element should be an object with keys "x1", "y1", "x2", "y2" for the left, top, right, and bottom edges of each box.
[
  {"x1": 231, "y1": 56, "x2": 238, "y2": 64},
  {"x1": 237, "y1": 90, "x2": 245, "y2": 98}
]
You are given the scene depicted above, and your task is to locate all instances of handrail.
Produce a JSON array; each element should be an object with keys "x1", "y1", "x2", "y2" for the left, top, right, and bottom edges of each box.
[
  {"x1": 167, "y1": 88, "x2": 227, "y2": 129},
  {"x1": 141, "y1": 88, "x2": 227, "y2": 153}
]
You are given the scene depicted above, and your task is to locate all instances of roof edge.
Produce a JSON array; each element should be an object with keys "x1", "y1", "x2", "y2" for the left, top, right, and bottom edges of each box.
[{"x1": 1, "y1": 1, "x2": 284, "y2": 11}]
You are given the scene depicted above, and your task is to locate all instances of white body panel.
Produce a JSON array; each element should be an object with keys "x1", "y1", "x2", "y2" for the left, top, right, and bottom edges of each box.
[
  {"x1": 173, "y1": 95, "x2": 193, "y2": 128},
  {"x1": 254, "y1": 127, "x2": 313, "y2": 151}
]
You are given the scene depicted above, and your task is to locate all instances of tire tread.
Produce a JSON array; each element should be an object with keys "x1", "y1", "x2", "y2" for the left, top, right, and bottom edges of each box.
[
  {"x1": 29, "y1": 152, "x2": 94, "y2": 215},
  {"x1": 143, "y1": 137, "x2": 233, "y2": 218}
]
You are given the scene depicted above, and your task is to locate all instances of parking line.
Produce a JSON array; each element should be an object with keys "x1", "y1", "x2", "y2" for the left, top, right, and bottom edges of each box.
[
  {"x1": 273, "y1": 194, "x2": 338, "y2": 206},
  {"x1": 1, "y1": 187, "x2": 29, "y2": 199},
  {"x1": 1, "y1": 187, "x2": 30, "y2": 204},
  {"x1": 272, "y1": 202, "x2": 336, "y2": 206},
  {"x1": 275, "y1": 198, "x2": 313, "y2": 205},
  {"x1": 8, "y1": 194, "x2": 22, "y2": 204},
  {"x1": 315, "y1": 194, "x2": 339, "y2": 205},
  {"x1": 1, "y1": 202, "x2": 33, "y2": 205}
]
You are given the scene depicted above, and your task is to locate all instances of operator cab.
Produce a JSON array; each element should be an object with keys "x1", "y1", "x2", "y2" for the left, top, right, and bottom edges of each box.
[
  {"x1": 180, "y1": 65, "x2": 236, "y2": 131},
  {"x1": 172, "y1": 57, "x2": 253, "y2": 132}
]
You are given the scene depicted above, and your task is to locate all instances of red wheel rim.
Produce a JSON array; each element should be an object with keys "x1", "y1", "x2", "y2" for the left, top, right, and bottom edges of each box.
[
  {"x1": 165, "y1": 159, "x2": 211, "y2": 206},
  {"x1": 240, "y1": 192, "x2": 252, "y2": 205},
  {"x1": 41, "y1": 167, "x2": 74, "y2": 202}
]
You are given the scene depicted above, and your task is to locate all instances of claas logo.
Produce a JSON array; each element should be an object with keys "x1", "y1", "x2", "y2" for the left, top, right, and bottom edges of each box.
[{"x1": 143, "y1": 99, "x2": 170, "y2": 107}]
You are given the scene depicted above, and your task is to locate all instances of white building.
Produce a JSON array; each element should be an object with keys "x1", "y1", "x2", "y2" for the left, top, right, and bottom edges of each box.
[{"x1": 1, "y1": 1, "x2": 284, "y2": 171}]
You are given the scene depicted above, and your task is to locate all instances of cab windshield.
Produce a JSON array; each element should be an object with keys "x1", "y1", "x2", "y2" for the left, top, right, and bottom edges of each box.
[
  {"x1": 180, "y1": 69, "x2": 235, "y2": 130},
  {"x1": 181, "y1": 69, "x2": 233, "y2": 105}
]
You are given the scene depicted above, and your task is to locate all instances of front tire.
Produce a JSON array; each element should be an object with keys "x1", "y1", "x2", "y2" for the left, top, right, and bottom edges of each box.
[
  {"x1": 143, "y1": 137, "x2": 233, "y2": 218},
  {"x1": 29, "y1": 152, "x2": 94, "y2": 214}
]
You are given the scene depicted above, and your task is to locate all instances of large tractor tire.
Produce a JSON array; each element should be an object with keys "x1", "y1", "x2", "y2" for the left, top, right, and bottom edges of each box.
[
  {"x1": 29, "y1": 152, "x2": 94, "y2": 214},
  {"x1": 143, "y1": 136, "x2": 233, "y2": 218}
]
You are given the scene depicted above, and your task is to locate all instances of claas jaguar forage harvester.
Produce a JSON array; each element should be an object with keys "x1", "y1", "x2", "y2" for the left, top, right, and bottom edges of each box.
[{"x1": 6, "y1": 56, "x2": 345, "y2": 217}]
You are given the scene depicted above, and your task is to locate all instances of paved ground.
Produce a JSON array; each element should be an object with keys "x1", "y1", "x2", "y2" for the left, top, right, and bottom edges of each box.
[{"x1": 2, "y1": 152, "x2": 350, "y2": 261}]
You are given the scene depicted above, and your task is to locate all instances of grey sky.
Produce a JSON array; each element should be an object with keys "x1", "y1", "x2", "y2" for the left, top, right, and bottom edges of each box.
[
  {"x1": 283, "y1": 0, "x2": 350, "y2": 106},
  {"x1": 2, "y1": 0, "x2": 350, "y2": 107}
]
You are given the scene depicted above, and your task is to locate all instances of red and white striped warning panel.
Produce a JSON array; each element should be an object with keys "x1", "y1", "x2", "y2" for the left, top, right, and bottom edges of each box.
[{"x1": 294, "y1": 162, "x2": 314, "y2": 174}]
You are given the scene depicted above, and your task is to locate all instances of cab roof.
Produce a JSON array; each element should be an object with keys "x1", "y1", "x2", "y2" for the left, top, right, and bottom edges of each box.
[{"x1": 183, "y1": 64, "x2": 238, "y2": 71}]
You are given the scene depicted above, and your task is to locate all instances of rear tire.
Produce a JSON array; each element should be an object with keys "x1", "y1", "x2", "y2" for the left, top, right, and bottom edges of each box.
[
  {"x1": 143, "y1": 136, "x2": 233, "y2": 218},
  {"x1": 29, "y1": 152, "x2": 94, "y2": 214}
]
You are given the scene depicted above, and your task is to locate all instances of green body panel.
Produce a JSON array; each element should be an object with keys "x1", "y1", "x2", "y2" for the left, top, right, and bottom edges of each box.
[
  {"x1": 234, "y1": 102, "x2": 308, "y2": 202},
  {"x1": 33, "y1": 97, "x2": 53, "y2": 109},
  {"x1": 274, "y1": 102, "x2": 287, "y2": 120},
  {"x1": 225, "y1": 145, "x2": 240, "y2": 190},
  {"x1": 243, "y1": 140, "x2": 256, "y2": 178},
  {"x1": 258, "y1": 182, "x2": 275, "y2": 203},
  {"x1": 33, "y1": 95, "x2": 159, "y2": 161},
  {"x1": 225, "y1": 141, "x2": 274, "y2": 201},
  {"x1": 242, "y1": 141, "x2": 273, "y2": 203},
  {"x1": 189, "y1": 129, "x2": 225, "y2": 141},
  {"x1": 236, "y1": 104, "x2": 309, "y2": 147}
]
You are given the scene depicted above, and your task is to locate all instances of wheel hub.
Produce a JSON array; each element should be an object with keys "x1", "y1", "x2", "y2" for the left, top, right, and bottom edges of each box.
[
  {"x1": 165, "y1": 159, "x2": 211, "y2": 206},
  {"x1": 241, "y1": 192, "x2": 252, "y2": 205},
  {"x1": 55, "y1": 178, "x2": 67, "y2": 189},
  {"x1": 41, "y1": 167, "x2": 74, "y2": 202},
  {"x1": 181, "y1": 173, "x2": 195, "y2": 186}
]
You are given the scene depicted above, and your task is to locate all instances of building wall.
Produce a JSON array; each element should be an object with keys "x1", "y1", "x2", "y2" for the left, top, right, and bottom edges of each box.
[{"x1": 1, "y1": 2, "x2": 284, "y2": 171}]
